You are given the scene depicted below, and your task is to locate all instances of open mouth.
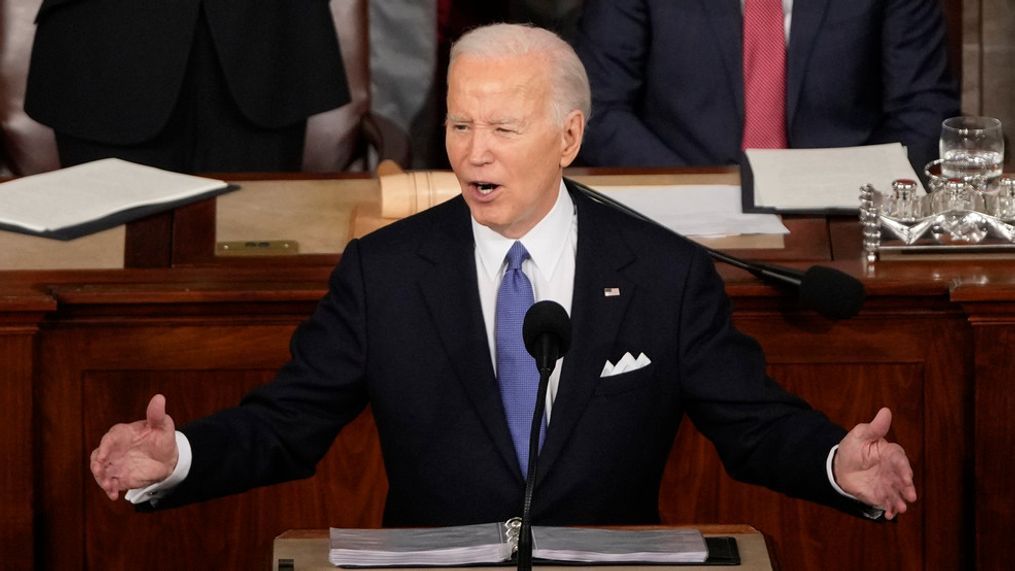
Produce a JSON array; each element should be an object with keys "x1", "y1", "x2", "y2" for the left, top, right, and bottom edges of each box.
[{"x1": 472, "y1": 182, "x2": 501, "y2": 195}]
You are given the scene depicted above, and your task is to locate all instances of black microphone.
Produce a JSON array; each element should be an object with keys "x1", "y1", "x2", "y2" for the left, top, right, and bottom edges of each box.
[
  {"x1": 565, "y1": 177, "x2": 866, "y2": 320},
  {"x1": 706, "y1": 249, "x2": 866, "y2": 320},
  {"x1": 523, "y1": 300, "x2": 572, "y2": 374},
  {"x1": 516, "y1": 300, "x2": 571, "y2": 571}
]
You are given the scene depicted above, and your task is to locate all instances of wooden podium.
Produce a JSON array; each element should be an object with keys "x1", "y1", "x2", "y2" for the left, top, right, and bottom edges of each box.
[
  {"x1": 271, "y1": 525, "x2": 773, "y2": 571},
  {"x1": 3, "y1": 169, "x2": 1013, "y2": 570}
]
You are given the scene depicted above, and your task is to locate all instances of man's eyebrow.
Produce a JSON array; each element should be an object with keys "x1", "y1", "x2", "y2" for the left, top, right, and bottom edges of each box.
[{"x1": 444, "y1": 116, "x2": 524, "y2": 127}]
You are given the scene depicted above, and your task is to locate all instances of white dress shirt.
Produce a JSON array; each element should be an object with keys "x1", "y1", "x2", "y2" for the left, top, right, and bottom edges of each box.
[{"x1": 472, "y1": 181, "x2": 577, "y2": 422}]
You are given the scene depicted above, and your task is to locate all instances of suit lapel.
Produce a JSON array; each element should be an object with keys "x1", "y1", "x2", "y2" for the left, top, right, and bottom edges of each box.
[
  {"x1": 699, "y1": 0, "x2": 745, "y2": 124},
  {"x1": 416, "y1": 191, "x2": 642, "y2": 484},
  {"x1": 785, "y1": 0, "x2": 831, "y2": 132},
  {"x1": 536, "y1": 188, "x2": 637, "y2": 484},
  {"x1": 415, "y1": 198, "x2": 521, "y2": 477}
]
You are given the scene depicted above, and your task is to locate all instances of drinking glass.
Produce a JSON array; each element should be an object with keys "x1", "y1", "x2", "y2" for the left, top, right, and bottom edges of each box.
[{"x1": 939, "y1": 116, "x2": 1004, "y2": 186}]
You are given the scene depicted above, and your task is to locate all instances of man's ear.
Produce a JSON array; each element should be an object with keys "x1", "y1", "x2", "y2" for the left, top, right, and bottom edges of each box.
[{"x1": 559, "y1": 110, "x2": 585, "y2": 168}]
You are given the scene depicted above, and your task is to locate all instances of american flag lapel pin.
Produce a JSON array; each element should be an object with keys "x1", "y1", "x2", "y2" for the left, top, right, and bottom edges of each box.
[{"x1": 603, "y1": 287, "x2": 621, "y2": 297}]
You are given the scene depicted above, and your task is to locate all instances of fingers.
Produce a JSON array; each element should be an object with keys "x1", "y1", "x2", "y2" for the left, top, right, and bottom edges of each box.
[
  {"x1": 91, "y1": 395, "x2": 175, "y2": 502},
  {"x1": 848, "y1": 407, "x2": 892, "y2": 445},
  {"x1": 90, "y1": 442, "x2": 122, "y2": 501},
  {"x1": 145, "y1": 393, "x2": 177, "y2": 437},
  {"x1": 883, "y1": 478, "x2": 917, "y2": 520},
  {"x1": 91, "y1": 423, "x2": 136, "y2": 500},
  {"x1": 866, "y1": 407, "x2": 892, "y2": 440},
  {"x1": 836, "y1": 408, "x2": 918, "y2": 519},
  {"x1": 89, "y1": 447, "x2": 110, "y2": 498},
  {"x1": 890, "y1": 448, "x2": 918, "y2": 505},
  {"x1": 146, "y1": 394, "x2": 167, "y2": 429},
  {"x1": 893, "y1": 447, "x2": 916, "y2": 496},
  {"x1": 881, "y1": 489, "x2": 910, "y2": 520},
  {"x1": 874, "y1": 445, "x2": 917, "y2": 520}
]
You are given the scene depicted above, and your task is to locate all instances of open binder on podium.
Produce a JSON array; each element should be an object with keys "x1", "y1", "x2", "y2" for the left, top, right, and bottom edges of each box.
[
  {"x1": 327, "y1": 520, "x2": 740, "y2": 567},
  {"x1": 0, "y1": 158, "x2": 238, "y2": 240}
]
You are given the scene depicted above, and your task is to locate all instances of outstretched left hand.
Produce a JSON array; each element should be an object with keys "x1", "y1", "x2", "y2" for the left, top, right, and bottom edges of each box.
[{"x1": 834, "y1": 407, "x2": 917, "y2": 519}]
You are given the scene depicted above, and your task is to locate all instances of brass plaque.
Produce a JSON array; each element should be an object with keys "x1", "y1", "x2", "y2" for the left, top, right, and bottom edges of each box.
[{"x1": 216, "y1": 240, "x2": 299, "y2": 256}]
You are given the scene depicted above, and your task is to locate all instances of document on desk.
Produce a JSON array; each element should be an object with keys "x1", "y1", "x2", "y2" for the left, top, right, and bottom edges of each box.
[
  {"x1": 0, "y1": 158, "x2": 235, "y2": 240},
  {"x1": 328, "y1": 522, "x2": 711, "y2": 567},
  {"x1": 329, "y1": 523, "x2": 513, "y2": 566},
  {"x1": 594, "y1": 184, "x2": 789, "y2": 237},
  {"x1": 742, "y1": 143, "x2": 924, "y2": 214}
]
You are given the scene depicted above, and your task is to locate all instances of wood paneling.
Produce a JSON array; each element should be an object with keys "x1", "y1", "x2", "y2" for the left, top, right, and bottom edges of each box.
[
  {"x1": 0, "y1": 333, "x2": 39, "y2": 571},
  {"x1": 36, "y1": 318, "x2": 386, "y2": 570},
  {"x1": 660, "y1": 300, "x2": 972, "y2": 571},
  {"x1": 972, "y1": 324, "x2": 1015, "y2": 571},
  {"x1": 22, "y1": 274, "x2": 981, "y2": 571},
  {"x1": 79, "y1": 373, "x2": 384, "y2": 571},
  {"x1": 0, "y1": 289, "x2": 54, "y2": 570},
  {"x1": 955, "y1": 286, "x2": 1015, "y2": 570}
]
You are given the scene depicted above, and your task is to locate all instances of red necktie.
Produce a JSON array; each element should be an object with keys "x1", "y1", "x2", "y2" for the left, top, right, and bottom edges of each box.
[{"x1": 742, "y1": 0, "x2": 787, "y2": 149}]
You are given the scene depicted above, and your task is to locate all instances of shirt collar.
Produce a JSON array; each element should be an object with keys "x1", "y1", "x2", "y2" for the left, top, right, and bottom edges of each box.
[{"x1": 473, "y1": 180, "x2": 574, "y2": 281}]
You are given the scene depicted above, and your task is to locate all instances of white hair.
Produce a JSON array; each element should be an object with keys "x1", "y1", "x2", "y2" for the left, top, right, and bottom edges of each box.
[{"x1": 449, "y1": 23, "x2": 591, "y2": 126}]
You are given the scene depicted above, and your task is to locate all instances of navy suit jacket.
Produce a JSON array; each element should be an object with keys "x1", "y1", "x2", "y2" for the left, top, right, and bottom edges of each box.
[
  {"x1": 25, "y1": 0, "x2": 348, "y2": 145},
  {"x1": 575, "y1": 0, "x2": 959, "y2": 172},
  {"x1": 159, "y1": 184, "x2": 864, "y2": 524}
]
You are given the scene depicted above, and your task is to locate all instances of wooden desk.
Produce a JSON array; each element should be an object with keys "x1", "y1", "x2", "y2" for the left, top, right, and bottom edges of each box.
[
  {"x1": 271, "y1": 526, "x2": 773, "y2": 571},
  {"x1": 0, "y1": 168, "x2": 835, "y2": 271},
  {"x1": 1, "y1": 170, "x2": 1010, "y2": 570}
]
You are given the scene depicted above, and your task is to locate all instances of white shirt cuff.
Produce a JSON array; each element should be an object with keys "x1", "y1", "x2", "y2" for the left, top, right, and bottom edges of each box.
[
  {"x1": 826, "y1": 444, "x2": 885, "y2": 520},
  {"x1": 125, "y1": 431, "x2": 193, "y2": 505}
]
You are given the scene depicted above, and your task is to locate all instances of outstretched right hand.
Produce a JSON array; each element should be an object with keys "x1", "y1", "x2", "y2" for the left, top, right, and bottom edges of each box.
[{"x1": 90, "y1": 394, "x2": 179, "y2": 501}]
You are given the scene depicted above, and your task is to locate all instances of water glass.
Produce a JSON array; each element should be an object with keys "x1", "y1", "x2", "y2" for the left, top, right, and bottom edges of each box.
[{"x1": 939, "y1": 116, "x2": 1004, "y2": 184}]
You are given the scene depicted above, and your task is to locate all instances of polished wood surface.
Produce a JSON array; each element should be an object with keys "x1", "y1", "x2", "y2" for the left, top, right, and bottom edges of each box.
[
  {"x1": 0, "y1": 288, "x2": 54, "y2": 571},
  {"x1": 272, "y1": 525, "x2": 773, "y2": 571},
  {"x1": 1, "y1": 171, "x2": 1010, "y2": 570}
]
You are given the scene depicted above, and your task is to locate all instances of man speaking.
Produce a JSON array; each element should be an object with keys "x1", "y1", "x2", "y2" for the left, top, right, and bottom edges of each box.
[{"x1": 90, "y1": 23, "x2": 916, "y2": 525}]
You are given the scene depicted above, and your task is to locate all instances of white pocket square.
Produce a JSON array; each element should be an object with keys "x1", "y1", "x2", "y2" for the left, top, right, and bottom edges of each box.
[{"x1": 600, "y1": 352, "x2": 651, "y2": 377}]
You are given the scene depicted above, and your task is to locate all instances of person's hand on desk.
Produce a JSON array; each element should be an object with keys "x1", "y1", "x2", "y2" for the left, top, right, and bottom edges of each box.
[
  {"x1": 90, "y1": 394, "x2": 179, "y2": 501},
  {"x1": 834, "y1": 407, "x2": 917, "y2": 520}
]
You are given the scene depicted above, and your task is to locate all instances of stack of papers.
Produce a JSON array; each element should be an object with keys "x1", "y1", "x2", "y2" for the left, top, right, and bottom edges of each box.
[
  {"x1": 328, "y1": 522, "x2": 709, "y2": 567},
  {"x1": 533, "y1": 527, "x2": 708, "y2": 563},
  {"x1": 744, "y1": 143, "x2": 924, "y2": 213},
  {"x1": 0, "y1": 158, "x2": 233, "y2": 240},
  {"x1": 329, "y1": 523, "x2": 512, "y2": 567},
  {"x1": 596, "y1": 184, "x2": 788, "y2": 237}
]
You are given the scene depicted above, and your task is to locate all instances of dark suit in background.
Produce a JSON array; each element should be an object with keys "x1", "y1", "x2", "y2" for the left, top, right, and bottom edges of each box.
[
  {"x1": 24, "y1": 0, "x2": 349, "y2": 172},
  {"x1": 574, "y1": 0, "x2": 959, "y2": 172},
  {"x1": 149, "y1": 185, "x2": 865, "y2": 525}
]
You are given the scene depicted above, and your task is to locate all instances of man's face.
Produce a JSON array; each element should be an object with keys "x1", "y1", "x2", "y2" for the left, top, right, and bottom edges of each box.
[{"x1": 445, "y1": 53, "x2": 583, "y2": 239}]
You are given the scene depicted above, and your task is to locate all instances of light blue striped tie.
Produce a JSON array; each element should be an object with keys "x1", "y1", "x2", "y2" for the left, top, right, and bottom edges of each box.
[{"x1": 495, "y1": 241, "x2": 543, "y2": 475}]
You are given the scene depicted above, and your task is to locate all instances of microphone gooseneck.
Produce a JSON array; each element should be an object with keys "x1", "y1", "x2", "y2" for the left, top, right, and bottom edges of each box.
[
  {"x1": 516, "y1": 301, "x2": 571, "y2": 571},
  {"x1": 566, "y1": 177, "x2": 866, "y2": 319}
]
